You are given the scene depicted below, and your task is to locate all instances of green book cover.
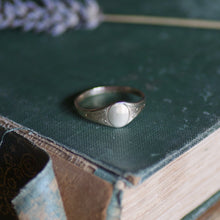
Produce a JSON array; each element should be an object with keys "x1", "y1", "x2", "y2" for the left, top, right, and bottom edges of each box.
[{"x1": 0, "y1": 0, "x2": 220, "y2": 219}]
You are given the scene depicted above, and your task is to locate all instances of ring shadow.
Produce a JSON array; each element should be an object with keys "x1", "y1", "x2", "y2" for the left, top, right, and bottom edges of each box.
[{"x1": 60, "y1": 90, "x2": 84, "y2": 120}]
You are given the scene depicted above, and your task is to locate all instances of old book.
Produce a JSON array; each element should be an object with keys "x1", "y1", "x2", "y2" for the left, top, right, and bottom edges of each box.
[
  {"x1": 197, "y1": 197, "x2": 220, "y2": 220},
  {"x1": 1, "y1": 117, "x2": 220, "y2": 220},
  {"x1": 183, "y1": 191, "x2": 220, "y2": 220},
  {"x1": 1, "y1": 0, "x2": 220, "y2": 219}
]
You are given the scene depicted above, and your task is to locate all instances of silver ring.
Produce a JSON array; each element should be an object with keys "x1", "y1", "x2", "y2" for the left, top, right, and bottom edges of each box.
[{"x1": 74, "y1": 86, "x2": 146, "y2": 128}]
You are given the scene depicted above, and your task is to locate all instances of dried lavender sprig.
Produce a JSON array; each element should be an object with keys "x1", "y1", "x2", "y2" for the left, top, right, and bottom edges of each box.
[{"x1": 0, "y1": 0, "x2": 102, "y2": 36}]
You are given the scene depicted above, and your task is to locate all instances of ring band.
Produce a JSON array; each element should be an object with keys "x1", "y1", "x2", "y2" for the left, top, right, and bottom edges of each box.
[{"x1": 74, "y1": 86, "x2": 146, "y2": 128}]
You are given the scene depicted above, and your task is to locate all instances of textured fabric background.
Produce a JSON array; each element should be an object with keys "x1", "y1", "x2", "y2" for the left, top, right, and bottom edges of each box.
[
  {"x1": 0, "y1": 0, "x2": 220, "y2": 178},
  {"x1": 0, "y1": 128, "x2": 66, "y2": 220}
]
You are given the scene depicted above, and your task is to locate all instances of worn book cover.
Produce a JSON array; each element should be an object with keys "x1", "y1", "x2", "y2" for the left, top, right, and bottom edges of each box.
[{"x1": 0, "y1": 0, "x2": 220, "y2": 219}]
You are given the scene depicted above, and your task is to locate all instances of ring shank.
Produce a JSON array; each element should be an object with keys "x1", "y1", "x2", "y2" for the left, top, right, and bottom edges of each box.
[{"x1": 75, "y1": 86, "x2": 145, "y2": 111}]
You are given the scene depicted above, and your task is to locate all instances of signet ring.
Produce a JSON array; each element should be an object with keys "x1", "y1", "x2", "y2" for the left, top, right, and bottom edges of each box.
[{"x1": 74, "y1": 86, "x2": 146, "y2": 128}]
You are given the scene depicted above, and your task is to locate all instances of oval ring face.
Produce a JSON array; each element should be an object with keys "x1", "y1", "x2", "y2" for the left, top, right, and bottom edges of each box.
[{"x1": 108, "y1": 103, "x2": 130, "y2": 128}]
